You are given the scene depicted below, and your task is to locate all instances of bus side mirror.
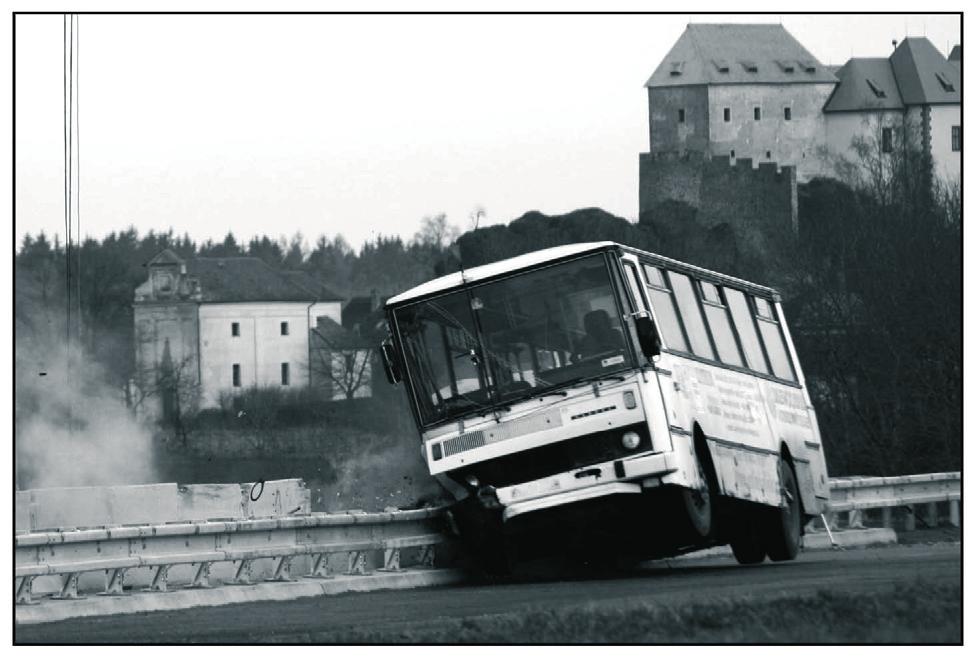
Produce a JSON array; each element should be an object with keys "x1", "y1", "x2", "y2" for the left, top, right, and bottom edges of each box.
[
  {"x1": 633, "y1": 312, "x2": 662, "y2": 361},
  {"x1": 379, "y1": 337, "x2": 402, "y2": 385}
]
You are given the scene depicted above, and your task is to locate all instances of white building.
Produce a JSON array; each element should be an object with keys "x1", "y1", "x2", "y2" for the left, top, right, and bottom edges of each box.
[
  {"x1": 133, "y1": 249, "x2": 343, "y2": 416},
  {"x1": 824, "y1": 37, "x2": 961, "y2": 186}
]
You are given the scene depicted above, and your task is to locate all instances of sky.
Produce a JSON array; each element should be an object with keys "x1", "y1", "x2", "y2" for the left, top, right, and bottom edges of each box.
[{"x1": 14, "y1": 13, "x2": 961, "y2": 251}]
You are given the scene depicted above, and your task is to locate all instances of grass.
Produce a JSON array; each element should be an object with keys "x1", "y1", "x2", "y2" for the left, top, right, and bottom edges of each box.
[{"x1": 260, "y1": 579, "x2": 961, "y2": 644}]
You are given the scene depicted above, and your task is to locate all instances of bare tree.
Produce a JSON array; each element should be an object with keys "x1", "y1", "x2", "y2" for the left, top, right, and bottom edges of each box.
[{"x1": 310, "y1": 326, "x2": 373, "y2": 400}]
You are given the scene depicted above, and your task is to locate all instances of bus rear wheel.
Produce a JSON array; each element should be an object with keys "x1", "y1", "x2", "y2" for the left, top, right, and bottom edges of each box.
[
  {"x1": 729, "y1": 503, "x2": 766, "y2": 565},
  {"x1": 763, "y1": 459, "x2": 802, "y2": 562}
]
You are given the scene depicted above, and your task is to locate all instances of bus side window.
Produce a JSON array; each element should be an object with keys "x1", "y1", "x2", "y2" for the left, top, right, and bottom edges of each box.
[
  {"x1": 668, "y1": 272, "x2": 715, "y2": 360},
  {"x1": 754, "y1": 298, "x2": 796, "y2": 381},
  {"x1": 699, "y1": 281, "x2": 744, "y2": 367},
  {"x1": 725, "y1": 288, "x2": 769, "y2": 374},
  {"x1": 641, "y1": 265, "x2": 688, "y2": 353}
]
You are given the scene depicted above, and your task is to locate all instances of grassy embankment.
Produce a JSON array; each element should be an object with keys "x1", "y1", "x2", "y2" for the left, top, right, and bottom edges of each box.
[{"x1": 265, "y1": 580, "x2": 961, "y2": 643}]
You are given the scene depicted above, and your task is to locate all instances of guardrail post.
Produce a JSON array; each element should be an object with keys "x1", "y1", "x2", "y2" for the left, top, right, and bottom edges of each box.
[
  {"x1": 16, "y1": 576, "x2": 35, "y2": 605},
  {"x1": 51, "y1": 573, "x2": 84, "y2": 600},
  {"x1": 189, "y1": 562, "x2": 212, "y2": 589},
  {"x1": 230, "y1": 559, "x2": 255, "y2": 585},
  {"x1": 924, "y1": 502, "x2": 939, "y2": 527},
  {"x1": 948, "y1": 501, "x2": 960, "y2": 527},
  {"x1": 418, "y1": 544, "x2": 435, "y2": 568},
  {"x1": 99, "y1": 568, "x2": 128, "y2": 596},
  {"x1": 881, "y1": 507, "x2": 892, "y2": 529},
  {"x1": 847, "y1": 510, "x2": 864, "y2": 529},
  {"x1": 378, "y1": 548, "x2": 403, "y2": 572},
  {"x1": 266, "y1": 556, "x2": 294, "y2": 582},
  {"x1": 346, "y1": 551, "x2": 370, "y2": 576},
  {"x1": 146, "y1": 565, "x2": 170, "y2": 592},
  {"x1": 304, "y1": 553, "x2": 333, "y2": 579},
  {"x1": 904, "y1": 507, "x2": 916, "y2": 531}
]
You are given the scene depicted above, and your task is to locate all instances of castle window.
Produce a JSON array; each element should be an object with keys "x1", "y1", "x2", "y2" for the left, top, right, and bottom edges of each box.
[
  {"x1": 281, "y1": 362, "x2": 290, "y2": 386},
  {"x1": 678, "y1": 109, "x2": 686, "y2": 123},
  {"x1": 952, "y1": 126, "x2": 961, "y2": 151},
  {"x1": 799, "y1": 60, "x2": 817, "y2": 73},
  {"x1": 723, "y1": 108, "x2": 731, "y2": 122},
  {"x1": 765, "y1": 151, "x2": 772, "y2": 159},
  {"x1": 741, "y1": 60, "x2": 758, "y2": 73},
  {"x1": 669, "y1": 61, "x2": 685, "y2": 76},
  {"x1": 713, "y1": 59, "x2": 730, "y2": 73},
  {"x1": 730, "y1": 149, "x2": 736, "y2": 158},
  {"x1": 882, "y1": 127, "x2": 894, "y2": 153},
  {"x1": 935, "y1": 72, "x2": 955, "y2": 92},
  {"x1": 231, "y1": 322, "x2": 240, "y2": 337},
  {"x1": 281, "y1": 321, "x2": 289, "y2": 336},
  {"x1": 784, "y1": 107, "x2": 792, "y2": 121},
  {"x1": 753, "y1": 107, "x2": 761, "y2": 121},
  {"x1": 232, "y1": 364, "x2": 241, "y2": 387},
  {"x1": 776, "y1": 60, "x2": 796, "y2": 73},
  {"x1": 865, "y1": 79, "x2": 887, "y2": 99}
]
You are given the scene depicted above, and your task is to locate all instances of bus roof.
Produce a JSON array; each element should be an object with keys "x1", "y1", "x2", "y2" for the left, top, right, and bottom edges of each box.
[{"x1": 385, "y1": 241, "x2": 778, "y2": 307}]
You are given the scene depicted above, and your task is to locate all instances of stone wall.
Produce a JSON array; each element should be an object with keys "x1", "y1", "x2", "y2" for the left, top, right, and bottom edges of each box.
[
  {"x1": 648, "y1": 86, "x2": 710, "y2": 153},
  {"x1": 639, "y1": 151, "x2": 797, "y2": 236}
]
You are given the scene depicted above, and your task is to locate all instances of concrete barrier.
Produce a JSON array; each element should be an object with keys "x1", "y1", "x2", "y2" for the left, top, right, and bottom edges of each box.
[
  {"x1": 245, "y1": 479, "x2": 311, "y2": 517},
  {"x1": 178, "y1": 484, "x2": 244, "y2": 520}
]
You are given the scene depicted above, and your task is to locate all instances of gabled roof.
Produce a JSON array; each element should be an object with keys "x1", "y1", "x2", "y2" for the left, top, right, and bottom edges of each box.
[
  {"x1": 824, "y1": 58, "x2": 904, "y2": 112},
  {"x1": 890, "y1": 37, "x2": 960, "y2": 105},
  {"x1": 645, "y1": 24, "x2": 837, "y2": 88},
  {"x1": 143, "y1": 250, "x2": 343, "y2": 303}
]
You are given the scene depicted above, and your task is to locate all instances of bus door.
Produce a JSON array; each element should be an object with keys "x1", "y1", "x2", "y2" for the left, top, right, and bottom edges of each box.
[{"x1": 618, "y1": 253, "x2": 673, "y2": 454}]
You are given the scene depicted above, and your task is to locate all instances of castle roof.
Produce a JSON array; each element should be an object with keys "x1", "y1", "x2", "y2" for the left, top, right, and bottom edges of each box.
[
  {"x1": 823, "y1": 58, "x2": 904, "y2": 112},
  {"x1": 645, "y1": 24, "x2": 837, "y2": 88},
  {"x1": 825, "y1": 37, "x2": 960, "y2": 112},
  {"x1": 889, "y1": 37, "x2": 960, "y2": 105}
]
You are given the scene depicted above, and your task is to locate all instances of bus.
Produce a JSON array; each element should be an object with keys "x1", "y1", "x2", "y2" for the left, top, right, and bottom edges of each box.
[{"x1": 380, "y1": 242, "x2": 829, "y2": 572}]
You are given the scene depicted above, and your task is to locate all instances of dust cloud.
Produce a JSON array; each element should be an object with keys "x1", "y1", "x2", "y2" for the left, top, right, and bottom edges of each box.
[{"x1": 15, "y1": 344, "x2": 157, "y2": 490}]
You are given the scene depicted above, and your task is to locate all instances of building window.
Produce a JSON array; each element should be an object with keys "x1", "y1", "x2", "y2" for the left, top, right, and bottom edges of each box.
[
  {"x1": 677, "y1": 108, "x2": 685, "y2": 123},
  {"x1": 231, "y1": 322, "x2": 240, "y2": 337},
  {"x1": 765, "y1": 150, "x2": 772, "y2": 159},
  {"x1": 882, "y1": 127, "x2": 894, "y2": 153},
  {"x1": 723, "y1": 108, "x2": 731, "y2": 122},
  {"x1": 730, "y1": 149, "x2": 735, "y2": 158},
  {"x1": 753, "y1": 107, "x2": 761, "y2": 121},
  {"x1": 784, "y1": 107, "x2": 792, "y2": 121},
  {"x1": 232, "y1": 364, "x2": 241, "y2": 387},
  {"x1": 952, "y1": 126, "x2": 961, "y2": 151},
  {"x1": 281, "y1": 362, "x2": 290, "y2": 386},
  {"x1": 280, "y1": 321, "x2": 289, "y2": 336}
]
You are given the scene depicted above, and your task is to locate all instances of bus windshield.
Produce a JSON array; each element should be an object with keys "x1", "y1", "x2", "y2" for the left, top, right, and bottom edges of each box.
[{"x1": 394, "y1": 253, "x2": 634, "y2": 426}]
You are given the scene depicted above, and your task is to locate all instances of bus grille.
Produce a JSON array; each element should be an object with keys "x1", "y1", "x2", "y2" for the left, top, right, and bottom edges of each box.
[
  {"x1": 448, "y1": 422, "x2": 650, "y2": 488},
  {"x1": 443, "y1": 431, "x2": 487, "y2": 457}
]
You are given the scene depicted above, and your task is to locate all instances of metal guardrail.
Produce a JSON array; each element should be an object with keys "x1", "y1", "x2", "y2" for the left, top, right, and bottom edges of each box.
[
  {"x1": 824, "y1": 472, "x2": 961, "y2": 530},
  {"x1": 14, "y1": 472, "x2": 961, "y2": 605},
  {"x1": 15, "y1": 507, "x2": 450, "y2": 605}
]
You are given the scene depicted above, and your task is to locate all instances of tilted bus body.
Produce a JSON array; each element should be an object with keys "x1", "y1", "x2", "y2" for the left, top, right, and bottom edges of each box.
[{"x1": 381, "y1": 242, "x2": 829, "y2": 571}]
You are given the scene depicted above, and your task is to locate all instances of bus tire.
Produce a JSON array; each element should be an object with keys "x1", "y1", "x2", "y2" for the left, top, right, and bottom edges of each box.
[
  {"x1": 680, "y1": 432, "x2": 717, "y2": 539},
  {"x1": 764, "y1": 458, "x2": 802, "y2": 562},
  {"x1": 729, "y1": 503, "x2": 766, "y2": 565}
]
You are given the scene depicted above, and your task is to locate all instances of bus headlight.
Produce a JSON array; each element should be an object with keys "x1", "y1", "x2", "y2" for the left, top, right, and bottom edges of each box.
[{"x1": 621, "y1": 431, "x2": 641, "y2": 450}]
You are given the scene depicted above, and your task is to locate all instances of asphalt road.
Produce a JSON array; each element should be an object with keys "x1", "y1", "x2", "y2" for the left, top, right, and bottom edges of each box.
[{"x1": 16, "y1": 543, "x2": 960, "y2": 643}]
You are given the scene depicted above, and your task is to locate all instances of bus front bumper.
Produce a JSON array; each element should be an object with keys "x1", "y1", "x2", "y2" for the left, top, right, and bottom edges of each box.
[{"x1": 495, "y1": 451, "x2": 677, "y2": 522}]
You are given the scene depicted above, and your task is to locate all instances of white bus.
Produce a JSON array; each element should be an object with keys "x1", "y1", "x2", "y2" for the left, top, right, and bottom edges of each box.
[{"x1": 380, "y1": 242, "x2": 829, "y2": 572}]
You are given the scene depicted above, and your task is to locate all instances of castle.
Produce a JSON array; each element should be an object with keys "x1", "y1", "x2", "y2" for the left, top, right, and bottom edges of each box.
[{"x1": 640, "y1": 24, "x2": 961, "y2": 229}]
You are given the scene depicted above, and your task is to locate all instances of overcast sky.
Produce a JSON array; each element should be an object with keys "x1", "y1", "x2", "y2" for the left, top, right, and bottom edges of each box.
[{"x1": 14, "y1": 13, "x2": 961, "y2": 251}]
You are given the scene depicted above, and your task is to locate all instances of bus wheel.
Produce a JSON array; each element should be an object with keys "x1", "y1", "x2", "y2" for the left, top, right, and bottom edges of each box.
[
  {"x1": 764, "y1": 459, "x2": 802, "y2": 562},
  {"x1": 679, "y1": 441, "x2": 715, "y2": 539},
  {"x1": 729, "y1": 503, "x2": 766, "y2": 565}
]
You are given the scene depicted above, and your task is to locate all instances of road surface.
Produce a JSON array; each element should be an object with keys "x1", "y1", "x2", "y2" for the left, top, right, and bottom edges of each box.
[{"x1": 16, "y1": 543, "x2": 960, "y2": 643}]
